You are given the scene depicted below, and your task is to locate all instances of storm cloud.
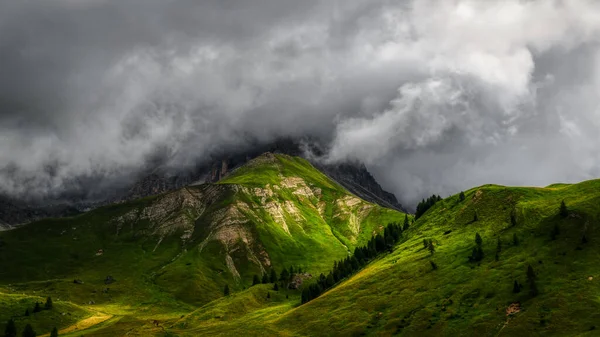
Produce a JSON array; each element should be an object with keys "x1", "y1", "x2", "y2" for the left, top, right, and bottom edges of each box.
[{"x1": 1, "y1": 0, "x2": 600, "y2": 207}]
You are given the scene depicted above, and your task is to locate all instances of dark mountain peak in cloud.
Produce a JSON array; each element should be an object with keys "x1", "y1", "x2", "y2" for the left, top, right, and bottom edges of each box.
[{"x1": 1, "y1": 0, "x2": 600, "y2": 207}]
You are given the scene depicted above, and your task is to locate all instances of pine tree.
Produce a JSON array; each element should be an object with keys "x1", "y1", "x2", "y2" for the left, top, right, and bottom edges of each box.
[
  {"x1": 4, "y1": 318, "x2": 17, "y2": 337},
  {"x1": 279, "y1": 268, "x2": 289, "y2": 283},
  {"x1": 496, "y1": 237, "x2": 502, "y2": 253},
  {"x1": 430, "y1": 261, "x2": 438, "y2": 270},
  {"x1": 50, "y1": 327, "x2": 58, "y2": 337},
  {"x1": 559, "y1": 200, "x2": 568, "y2": 218},
  {"x1": 273, "y1": 283, "x2": 279, "y2": 291},
  {"x1": 510, "y1": 209, "x2": 517, "y2": 227},
  {"x1": 22, "y1": 324, "x2": 36, "y2": 337},
  {"x1": 326, "y1": 273, "x2": 334, "y2": 288},
  {"x1": 33, "y1": 302, "x2": 41, "y2": 313},
  {"x1": 473, "y1": 211, "x2": 479, "y2": 222},
  {"x1": 513, "y1": 233, "x2": 519, "y2": 246},
  {"x1": 262, "y1": 273, "x2": 269, "y2": 284},
  {"x1": 270, "y1": 269, "x2": 277, "y2": 283},
  {"x1": 459, "y1": 191, "x2": 465, "y2": 202},
  {"x1": 44, "y1": 297, "x2": 53, "y2": 310},
  {"x1": 527, "y1": 265, "x2": 538, "y2": 297},
  {"x1": 301, "y1": 288, "x2": 309, "y2": 304},
  {"x1": 512, "y1": 280, "x2": 521, "y2": 293},
  {"x1": 427, "y1": 240, "x2": 435, "y2": 255},
  {"x1": 475, "y1": 233, "x2": 482, "y2": 247},
  {"x1": 252, "y1": 275, "x2": 260, "y2": 286},
  {"x1": 24, "y1": 308, "x2": 29, "y2": 317},
  {"x1": 404, "y1": 214, "x2": 409, "y2": 229},
  {"x1": 266, "y1": 292, "x2": 270, "y2": 299},
  {"x1": 224, "y1": 284, "x2": 230, "y2": 296}
]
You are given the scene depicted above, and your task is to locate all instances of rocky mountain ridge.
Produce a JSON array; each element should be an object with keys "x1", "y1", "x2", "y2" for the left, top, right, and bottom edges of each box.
[{"x1": 0, "y1": 139, "x2": 404, "y2": 227}]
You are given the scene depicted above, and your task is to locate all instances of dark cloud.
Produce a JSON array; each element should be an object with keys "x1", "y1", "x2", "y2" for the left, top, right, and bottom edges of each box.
[{"x1": 1, "y1": 0, "x2": 600, "y2": 207}]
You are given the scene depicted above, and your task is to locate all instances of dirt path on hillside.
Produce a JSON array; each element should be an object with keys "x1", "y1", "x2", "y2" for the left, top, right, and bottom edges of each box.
[{"x1": 38, "y1": 312, "x2": 114, "y2": 337}]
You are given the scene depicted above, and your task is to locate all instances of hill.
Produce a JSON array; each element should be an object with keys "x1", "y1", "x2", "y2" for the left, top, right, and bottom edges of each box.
[
  {"x1": 170, "y1": 180, "x2": 600, "y2": 336},
  {"x1": 0, "y1": 153, "x2": 406, "y2": 336}
]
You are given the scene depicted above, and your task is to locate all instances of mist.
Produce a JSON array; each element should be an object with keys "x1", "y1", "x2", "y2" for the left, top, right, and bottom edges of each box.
[{"x1": 1, "y1": 0, "x2": 600, "y2": 207}]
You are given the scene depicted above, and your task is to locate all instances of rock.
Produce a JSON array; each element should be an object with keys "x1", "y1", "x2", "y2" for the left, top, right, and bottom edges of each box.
[
  {"x1": 73, "y1": 279, "x2": 84, "y2": 284},
  {"x1": 288, "y1": 273, "x2": 312, "y2": 289},
  {"x1": 506, "y1": 302, "x2": 521, "y2": 316}
]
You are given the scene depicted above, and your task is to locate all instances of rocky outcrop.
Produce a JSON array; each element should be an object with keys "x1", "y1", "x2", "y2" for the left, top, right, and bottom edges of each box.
[{"x1": 0, "y1": 139, "x2": 404, "y2": 226}]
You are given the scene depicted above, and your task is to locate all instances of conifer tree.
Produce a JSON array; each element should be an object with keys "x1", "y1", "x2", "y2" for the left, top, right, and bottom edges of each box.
[
  {"x1": 273, "y1": 283, "x2": 279, "y2": 291},
  {"x1": 513, "y1": 233, "x2": 519, "y2": 246},
  {"x1": 430, "y1": 261, "x2": 438, "y2": 270},
  {"x1": 262, "y1": 273, "x2": 269, "y2": 284},
  {"x1": 459, "y1": 191, "x2": 465, "y2": 201},
  {"x1": 527, "y1": 264, "x2": 538, "y2": 296},
  {"x1": 559, "y1": 200, "x2": 568, "y2": 218},
  {"x1": 427, "y1": 240, "x2": 435, "y2": 255},
  {"x1": 4, "y1": 318, "x2": 17, "y2": 337},
  {"x1": 512, "y1": 280, "x2": 521, "y2": 293},
  {"x1": 44, "y1": 297, "x2": 53, "y2": 310},
  {"x1": 473, "y1": 211, "x2": 479, "y2": 222},
  {"x1": 266, "y1": 292, "x2": 270, "y2": 299},
  {"x1": 582, "y1": 234, "x2": 588, "y2": 244},
  {"x1": 475, "y1": 233, "x2": 482, "y2": 247},
  {"x1": 404, "y1": 214, "x2": 409, "y2": 229},
  {"x1": 224, "y1": 284, "x2": 230, "y2": 296},
  {"x1": 423, "y1": 239, "x2": 429, "y2": 249},
  {"x1": 22, "y1": 324, "x2": 36, "y2": 337},
  {"x1": 50, "y1": 328, "x2": 58, "y2": 337},
  {"x1": 252, "y1": 275, "x2": 260, "y2": 286},
  {"x1": 24, "y1": 309, "x2": 29, "y2": 317},
  {"x1": 270, "y1": 269, "x2": 277, "y2": 283},
  {"x1": 510, "y1": 209, "x2": 517, "y2": 227},
  {"x1": 279, "y1": 268, "x2": 289, "y2": 283},
  {"x1": 33, "y1": 302, "x2": 41, "y2": 313}
]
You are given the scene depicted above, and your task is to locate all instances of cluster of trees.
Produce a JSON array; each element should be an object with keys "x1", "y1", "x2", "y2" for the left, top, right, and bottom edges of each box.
[
  {"x1": 513, "y1": 265, "x2": 538, "y2": 297},
  {"x1": 4, "y1": 320, "x2": 58, "y2": 337},
  {"x1": 24, "y1": 297, "x2": 52, "y2": 317},
  {"x1": 301, "y1": 222, "x2": 404, "y2": 304},
  {"x1": 415, "y1": 195, "x2": 443, "y2": 220},
  {"x1": 251, "y1": 266, "x2": 304, "y2": 288}
]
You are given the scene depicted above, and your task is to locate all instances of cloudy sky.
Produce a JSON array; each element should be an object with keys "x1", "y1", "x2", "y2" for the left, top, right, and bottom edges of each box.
[{"x1": 1, "y1": 0, "x2": 600, "y2": 207}]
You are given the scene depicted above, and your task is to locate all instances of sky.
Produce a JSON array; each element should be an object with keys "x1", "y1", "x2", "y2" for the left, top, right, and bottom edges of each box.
[{"x1": 1, "y1": 0, "x2": 600, "y2": 207}]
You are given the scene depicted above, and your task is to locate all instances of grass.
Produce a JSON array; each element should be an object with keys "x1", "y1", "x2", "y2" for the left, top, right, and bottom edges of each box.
[
  {"x1": 163, "y1": 179, "x2": 600, "y2": 336},
  {"x1": 6, "y1": 153, "x2": 597, "y2": 336},
  {"x1": 0, "y1": 154, "x2": 407, "y2": 336}
]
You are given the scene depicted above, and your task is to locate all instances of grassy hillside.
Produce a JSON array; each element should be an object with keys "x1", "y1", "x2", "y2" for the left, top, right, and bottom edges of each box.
[
  {"x1": 0, "y1": 153, "x2": 406, "y2": 335},
  {"x1": 164, "y1": 179, "x2": 600, "y2": 336}
]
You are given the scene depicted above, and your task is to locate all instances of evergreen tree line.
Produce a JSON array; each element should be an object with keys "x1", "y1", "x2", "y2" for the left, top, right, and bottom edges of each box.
[
  {"x1": 415, "y1": 195, "x2": 443, "y2": 220},
  {"x1": 4, "y1": 319, "x2": 59, "y2": 337},
  {"x1": 301, "y1": 222, "x2": 404, "y2": 304},
  {"x1": 251, "y1": 266, "x2": 304, "y2": 288}
]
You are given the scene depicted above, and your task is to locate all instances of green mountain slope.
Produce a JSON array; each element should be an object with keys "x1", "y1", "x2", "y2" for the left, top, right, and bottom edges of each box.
[
  {"x1": 168, "y1": 180, "x2": 600, "y2": 336},
  {"x1": 0, "y1": 153, "x2": 406, "y2": 335}
]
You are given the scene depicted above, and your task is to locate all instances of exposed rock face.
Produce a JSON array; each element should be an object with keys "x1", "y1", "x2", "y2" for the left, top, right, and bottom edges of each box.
[
  {"x1": 314, "y1": 162, "x2": 404, "y2": 212},
  {"x1": 0, "y1": 139, "x2": 404, "y2": 226}
]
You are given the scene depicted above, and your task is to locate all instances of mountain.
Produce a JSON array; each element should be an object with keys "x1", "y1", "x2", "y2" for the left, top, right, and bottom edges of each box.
[
  {"x1": 3, "y1": 154, "x2": 598, "y2": 336},
  {"x1": 0, "y1": 139, "x2": 404, "y2": 227},
  {"x1": 0, "y1": 153, "x2": 406, "y2": 335},
  {"x1": 174, "y1": 180, "x2": 600, "y2": 336}
]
